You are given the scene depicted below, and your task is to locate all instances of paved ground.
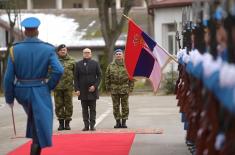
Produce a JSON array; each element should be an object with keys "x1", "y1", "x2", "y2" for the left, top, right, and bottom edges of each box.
[{"x1": 0, "y1": 95, "x2": 190, "y2": 155}]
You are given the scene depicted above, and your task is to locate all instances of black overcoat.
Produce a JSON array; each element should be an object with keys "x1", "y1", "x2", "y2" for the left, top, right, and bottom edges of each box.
[{"x1": 74, "y1": 59, "x2": 101, "y2": 100}]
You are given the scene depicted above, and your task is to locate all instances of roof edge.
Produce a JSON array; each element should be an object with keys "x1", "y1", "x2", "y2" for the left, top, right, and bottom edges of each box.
[{"x1": 149, "y1": 2, "x2": 192, "y2": 9}]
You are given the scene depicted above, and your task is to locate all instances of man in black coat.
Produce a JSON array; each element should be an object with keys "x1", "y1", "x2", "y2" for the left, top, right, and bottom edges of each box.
[{"x1": 74, "y1": 48, "x2": 102, "y2": 131}]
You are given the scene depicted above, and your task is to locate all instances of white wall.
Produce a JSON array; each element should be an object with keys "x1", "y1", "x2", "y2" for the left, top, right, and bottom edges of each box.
[
  {"x1": 154, "y1": 7, "x2": 183, "y2": 49},
  {"x1": 153, "y1": 7, "x2": 185, "y2": 73},
  {"x1": 0, "y1": 27, "x2": 6, "y2": 47}
]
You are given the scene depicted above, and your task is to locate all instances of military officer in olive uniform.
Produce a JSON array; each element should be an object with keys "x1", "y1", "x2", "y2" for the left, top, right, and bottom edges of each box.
[
  {"x1": 54, "y1": 44, "x2": 76, "y2": 130},
  {"x1": 105, "y1": 49, "x2": 134, "y2": 128}
]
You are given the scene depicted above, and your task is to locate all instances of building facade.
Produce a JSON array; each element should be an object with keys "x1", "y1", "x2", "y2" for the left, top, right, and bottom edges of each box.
[
  {"x1": 149, "y1": 0, "x2": 192, "y2": 72},
  {"x1": 4, "y1": 0, "x2": 147, "y2": 10},
  {"x1": 0, "y1": 1, "x2": 148, "y2": 61}
]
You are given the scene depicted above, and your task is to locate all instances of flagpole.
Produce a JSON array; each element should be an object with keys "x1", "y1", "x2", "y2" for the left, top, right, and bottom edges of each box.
[
  {"x1": 122, "y1": 14, "x2": 131, "y2": 20},
  {"x1": 158, "y1": 45, "x2": 178, "y2": 63}
]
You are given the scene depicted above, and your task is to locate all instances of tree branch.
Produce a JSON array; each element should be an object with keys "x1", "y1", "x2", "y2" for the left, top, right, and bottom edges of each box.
[
  {"x1": 96, "y1": 0, "x2": 111, "y2": 44},
  {"x1": 113, "y1": 0, "x2": 134, "y2": 40},
  {"x1": 110, "y1": 0, "x2": 118, "y2": 31}
]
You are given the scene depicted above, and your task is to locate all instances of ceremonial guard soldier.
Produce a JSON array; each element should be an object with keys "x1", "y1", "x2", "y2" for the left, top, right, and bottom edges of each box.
[{"x1": 4, "y1": 17, "x2": 64, "y2": 155}]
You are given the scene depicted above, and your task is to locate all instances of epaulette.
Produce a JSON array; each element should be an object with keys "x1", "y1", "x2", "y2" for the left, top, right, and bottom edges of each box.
[
  {"x1": 43, "y1": 42, "x2": 55, "y2": 48},
  {"x1": 12, "y1": 41, "x2": 24, "y2": 46}
]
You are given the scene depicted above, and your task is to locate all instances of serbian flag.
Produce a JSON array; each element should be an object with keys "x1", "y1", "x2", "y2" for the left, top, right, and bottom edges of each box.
[{"x1": 125, "y1": 19, "x2": 171, "y2": 92}]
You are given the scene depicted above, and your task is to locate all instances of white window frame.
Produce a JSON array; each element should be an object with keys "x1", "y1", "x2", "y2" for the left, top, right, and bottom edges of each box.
[{"x1": 167, "y1": 31, "x2": 176, "y2": 55}]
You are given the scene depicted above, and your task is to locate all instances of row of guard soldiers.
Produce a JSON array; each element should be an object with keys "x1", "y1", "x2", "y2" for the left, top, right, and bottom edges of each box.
[{"x1": 175, "y1": 0, "x2": 235, "y2": 155}]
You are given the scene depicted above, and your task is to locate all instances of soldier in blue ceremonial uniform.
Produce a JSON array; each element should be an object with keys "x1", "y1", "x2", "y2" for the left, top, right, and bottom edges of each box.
[{"x1": 4, "y1": 17, "x2": 64, "y2": 155}]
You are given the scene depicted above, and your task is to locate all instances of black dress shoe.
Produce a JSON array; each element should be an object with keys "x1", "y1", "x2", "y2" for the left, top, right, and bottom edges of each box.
[
  {"x1": 82, "y1": 127, "x2": 89, "y2": 131},
  {"x1": 90, "y1": 126, "x2": 96, "y2": 131}
]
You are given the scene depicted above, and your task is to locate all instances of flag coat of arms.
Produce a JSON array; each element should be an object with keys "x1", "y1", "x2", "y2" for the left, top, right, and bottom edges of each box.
[{"x1": 125, "y1": 19, "x2": 171, "y2": 92}]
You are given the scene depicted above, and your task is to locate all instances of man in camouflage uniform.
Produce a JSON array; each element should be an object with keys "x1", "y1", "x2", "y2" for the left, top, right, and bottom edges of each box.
[
  {"x1": 54, "y1": 44, "x2": 76, "y2": 130},
  {"x1": 105, "y1": 49, "x2": 134, "y2": 128}
]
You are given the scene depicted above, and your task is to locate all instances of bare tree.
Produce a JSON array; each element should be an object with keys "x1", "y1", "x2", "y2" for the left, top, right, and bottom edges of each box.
[
  {"x1": 96, "y1": 0, "x2": 134, "y2": 62},
  {"x1": 144, "y1": 0, "x2": 154, "y2": 37},
  {"x1": 96, "y1": 0, "x2": 134, "y2": 92},
  {"x1": 6, "y1": 2, "x2": 19, "y2": 45},
  {"x1": 0, "y1": 0, "x2": 21, "y2": 91},
  {"x1": 1, "y1": 0, "x2": 20, "y2": 48}
]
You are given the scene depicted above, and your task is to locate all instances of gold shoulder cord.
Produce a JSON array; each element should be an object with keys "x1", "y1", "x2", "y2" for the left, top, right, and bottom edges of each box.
[{"x1": 9, "y1": 46, "x2": 14, "y2": 63}]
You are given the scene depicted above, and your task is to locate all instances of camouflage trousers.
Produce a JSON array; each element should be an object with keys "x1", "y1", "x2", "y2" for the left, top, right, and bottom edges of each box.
[
  {"x1": 54, "y1": 89, "x2": 73, "y2": 121},
  {"x1": 111, "y1": 93, "x2": 129, "y2": 120}
]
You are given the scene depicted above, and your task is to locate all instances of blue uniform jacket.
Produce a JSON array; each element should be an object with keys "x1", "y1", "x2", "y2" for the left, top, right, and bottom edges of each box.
[{"x1": 4, "y1": 37, "x2": 64, "y2": 148}]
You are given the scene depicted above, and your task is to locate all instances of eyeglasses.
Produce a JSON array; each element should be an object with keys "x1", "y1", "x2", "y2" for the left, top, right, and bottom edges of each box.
[{"x1": 115, "y1": 53, "x2": 122, "y2": 55}]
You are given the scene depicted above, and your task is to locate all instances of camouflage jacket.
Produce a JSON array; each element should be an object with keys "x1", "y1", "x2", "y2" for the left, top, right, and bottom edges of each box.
[
  {"x1": 105, "y1": 59, "x2": 134, "y2": 94},
  {"x1": 55, "y1": 54, "x2": 75, "y2": 90}
]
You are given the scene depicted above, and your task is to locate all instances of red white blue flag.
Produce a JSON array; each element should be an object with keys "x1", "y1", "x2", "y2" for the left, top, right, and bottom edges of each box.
[{"x1": 125, "y1": 20, "x2": 171, "y2": 92}]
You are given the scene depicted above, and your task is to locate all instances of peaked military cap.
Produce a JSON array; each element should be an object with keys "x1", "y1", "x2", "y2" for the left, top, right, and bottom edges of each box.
[
  {"x1": 213, "y1": 7, "x2": 224, "y2": 22},
  {"x1": 21, "y1": 17, "x2": 41, "y2": 28}
]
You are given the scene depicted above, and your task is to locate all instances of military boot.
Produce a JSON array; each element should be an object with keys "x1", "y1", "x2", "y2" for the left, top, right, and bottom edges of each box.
[
  {"x1": 121, "y1": 119, "x2": 127, "y2": 128},
  {"x1": 58, "y1": 119, "x2": 64, "y2": 131},
  {"x1": 114, "y1": 119, "x2": 121, "y2": 128},
  {"x1": 64, "y1": 120, "x2": 71, "y2": 130},
  {"x1": 30, "y1": 143, "x2": 41, "y2": 155}
]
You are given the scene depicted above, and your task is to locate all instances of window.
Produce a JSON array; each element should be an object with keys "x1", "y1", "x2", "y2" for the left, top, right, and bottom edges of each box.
[
  {"x1": 168, "y1": 24, "x2": 175, "y2": 32},
  {"x1": 168, "y1": 35, "x2": 174, "y2": 55},
  {"x1": 166, "y1": 24, "x2": 177, "y2": 55},
  {"x1": 73, "y1": 3, "x2": 82, "y2": 8}
]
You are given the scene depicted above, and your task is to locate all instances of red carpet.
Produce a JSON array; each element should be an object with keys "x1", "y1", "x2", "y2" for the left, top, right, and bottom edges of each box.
[{"x1": 8, "y1": 133, "x2": 135, "y2": 155}]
